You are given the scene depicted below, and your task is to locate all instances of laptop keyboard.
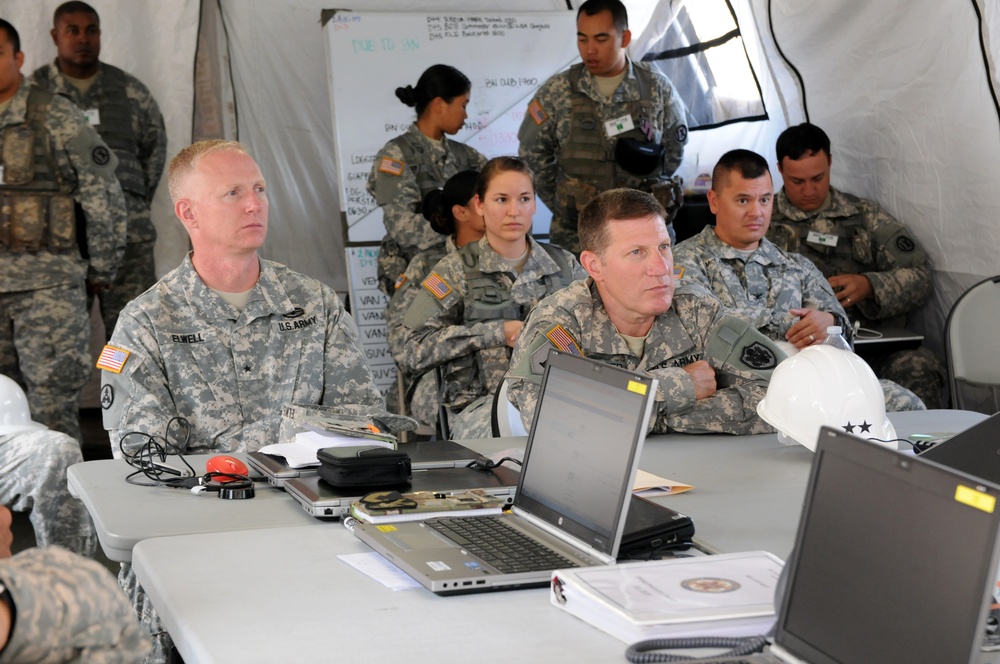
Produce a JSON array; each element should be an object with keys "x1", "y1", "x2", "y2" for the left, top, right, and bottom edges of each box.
[{"x1": 427, "y1": 517, "x2": 581, "y2": 574}]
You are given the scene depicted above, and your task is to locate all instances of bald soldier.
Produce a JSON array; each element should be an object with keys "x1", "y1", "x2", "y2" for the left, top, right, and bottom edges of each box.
[{"x1": 506, "y1": 188, "x2": 781, "y2": 435}]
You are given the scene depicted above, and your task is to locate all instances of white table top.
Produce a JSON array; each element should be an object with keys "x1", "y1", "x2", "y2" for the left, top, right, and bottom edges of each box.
[{"x1": 122, "y1": 410, "x2": 986, "y2": 664}]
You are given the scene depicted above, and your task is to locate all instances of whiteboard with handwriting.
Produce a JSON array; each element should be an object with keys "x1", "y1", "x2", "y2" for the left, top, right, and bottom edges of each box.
[{"x1": 323, "y1": 10, "x2": 579, "y2": 243}]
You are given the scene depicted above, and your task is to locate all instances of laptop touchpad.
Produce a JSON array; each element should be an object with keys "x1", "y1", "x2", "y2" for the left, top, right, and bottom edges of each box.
[{"x1": 385, "y1": 530, "x2": 453, "y2": 551}]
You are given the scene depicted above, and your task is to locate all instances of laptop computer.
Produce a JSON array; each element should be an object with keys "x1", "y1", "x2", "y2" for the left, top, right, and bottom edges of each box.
[
  {"x1": 284, "y1": 465, "x2": 520, "y2": 518},
  {"x1": 691, "y1": 425, "x2": 1000, "y2": 664},
  {"x1": 247, "y1": 439, "x2": 484, "y2": 487},
  {"x1": 353, "y1": 349, "x2": 658, "y2": 594},
  {"x1": 919, "y1": 412, "x2": 1000, "y2": 483}
]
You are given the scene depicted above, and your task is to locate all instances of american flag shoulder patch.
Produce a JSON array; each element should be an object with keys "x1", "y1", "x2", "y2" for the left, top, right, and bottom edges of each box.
[
  {"x1": 422, "y1": 272, "x2": 452, "y2": 299},
  {"x1": 96, "y1": 345, "x2": 131, "y2": 373},
  {"x1": 378, "y1": 157, "x2": 404, "y2": 176},
  {"x1": 528, "y1": 99, "x2": 548, "y2": 126},
  {"x1": 544, "y1": 325, "x2": 582, "y2": 356}
]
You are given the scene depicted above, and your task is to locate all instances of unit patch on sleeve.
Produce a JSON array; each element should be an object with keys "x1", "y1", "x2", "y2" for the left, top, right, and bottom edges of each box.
[
  {"x1": 544, "y1": 324, "x2": 582, "y2": 356},
  {"x1": 422, "y1": 272, "x2": 453, "y2": 299},
  {"x1": 528, "y1": 99, "x2": 548, "y2": 126},
  {"x1": 378, "y1": 157, "x2": 405, "y2": 176},
  {"x1": 96, "y1": 345, "x2": 130, "y2": 373}
]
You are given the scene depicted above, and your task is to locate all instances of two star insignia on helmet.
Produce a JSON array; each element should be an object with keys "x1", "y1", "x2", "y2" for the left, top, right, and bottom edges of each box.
[{"x1": 842, "y1": 420, "x2": 873, "y2": 434}]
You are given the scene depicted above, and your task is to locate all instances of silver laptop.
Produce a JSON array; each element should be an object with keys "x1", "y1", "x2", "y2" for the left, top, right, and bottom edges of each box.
[
  {"x1": 284, "y1": 465, "x2": 520, "y2": 518},
  {"x1": 247, "y1": 439, "x2": 483, "y2": 487},
  {"x1": 695, "y1": 425, "x2": 1000, "y2": 664},
  {"x1": 354, "y1": 349, "x2": 658, "y2": 594},
  {"x1": 919, "y1": 412, "x2": 1000, "y2": 483}
]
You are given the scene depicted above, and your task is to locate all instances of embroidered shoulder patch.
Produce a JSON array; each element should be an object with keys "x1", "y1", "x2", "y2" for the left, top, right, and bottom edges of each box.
[
  {"x1": 378, "y1": 157, "x2": 404, "y2": 176},
  {"x1": 528, "y1": 99, "x2": 548, "y2": 126},
  {"x1": 96, "y1": 345, "x2": 131, "y2": 373},
  {"x1": 544, "y1": 324, "x2": 582, "y2": 356},
  {"x1": 422, "y1": 272, "x2": 452, "y2": 299},
  {"x1": 394, "y1": 273, "x2": 408, "y2": 290}
]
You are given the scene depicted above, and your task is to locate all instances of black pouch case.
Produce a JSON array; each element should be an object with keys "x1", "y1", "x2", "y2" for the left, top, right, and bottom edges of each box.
[{"x1": 316, "y1": 445, "x2": 412, "y2": 488}]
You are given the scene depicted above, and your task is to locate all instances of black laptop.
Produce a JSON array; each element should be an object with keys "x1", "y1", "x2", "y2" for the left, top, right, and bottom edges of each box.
[{"x1": 919, "y1": 412, "x2": 1000, "y2": 483}]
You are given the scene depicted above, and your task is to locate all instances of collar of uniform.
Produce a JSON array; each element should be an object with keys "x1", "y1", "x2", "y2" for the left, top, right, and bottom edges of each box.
[
  {"x1": 49, "y1": 59, "x2": 105, "y2": 102},
  {"x1": 476, "y1": 235, "x2": 555, "y2": 275},
  {"x1": 405, "y1": 122, "x2": 451, "y2": 159},
  {"x1": 577, "y1": 58, "x2": 641, "y2": 104},
  {"x1": 2, "y1": 83, "x2": 32, "y2": 125},
  {"x1": 180, "y1": 254, "x2": 292, "y2": 323},
  {"x1": 775, "y1": 186, "x2": 861, "y2": 221},
  {"x1": 699, "y1": 226, "x2": 788, "y2": 267}
]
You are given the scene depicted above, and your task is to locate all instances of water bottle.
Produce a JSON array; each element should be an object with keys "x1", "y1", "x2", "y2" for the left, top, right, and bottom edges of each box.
[{"x1": 821, "y1": 325, "x2": 853, "y2": 351}]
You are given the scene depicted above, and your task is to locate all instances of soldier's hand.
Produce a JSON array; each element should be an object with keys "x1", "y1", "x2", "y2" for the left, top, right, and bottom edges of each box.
[
  {"x1": 682, "y1": 360, "x2": 717, "y2": 399},
  {"x1": 786, "y1": 308, "x2": 836, "y2": 349},
  {"x1": 828, "y1": 273, "x2": 873, "y2": 308},
  {"x1": 0, "y1": 507, "x2": 12, "y2": 559},
  {"x1": 87, "y1": 281, "x2": 114, "y2": 295},
  {"x1": 503, "y1": 320, "x2": 524, "y2": 348}
]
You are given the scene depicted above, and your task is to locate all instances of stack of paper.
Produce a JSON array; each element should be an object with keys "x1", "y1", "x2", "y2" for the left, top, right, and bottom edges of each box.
[{"x1": 550, "y1": 550, "x2": 783, "y2": 643}]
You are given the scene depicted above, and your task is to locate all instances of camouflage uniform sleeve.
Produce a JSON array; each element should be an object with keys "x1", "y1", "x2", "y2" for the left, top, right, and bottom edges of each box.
[
  {"x1": 101, "y1": 310, "x2": 179, "y2": 457},
  {"x1": 320, "y1": 287, "x2": 385, "y2": 412},
  {"x1": 792, "y1": 253, "x2": 851, "y2": 334},
  {"x1": 655, "y1": 295, "x2": 776, "y2": 435},
  {"x1": 48, "y1": 94, "x2": 127, "y2": 284},
  {"x1": 367, "y1": 141, "x2": 441, "y2": 255},
  {"x1": 505, "y1": 296, "x2": 581, "y2": 432},
  {"x1": 0, "y1": 547, "x2": 152, "y2": 663},
  {"x1": 399, "y1": 255, "x2": 506, "y2": 375},
  {"x1": 130, "y1": 78, "x2": 168, "y2": 201},
  {"x1": 654, "y1": 75, "x2": 688, "y2": 176},
  {"x1": 858, "y1": 203, "x2": 932, "y2": 320},
  {"x1": 517, "y1": 77, "x2": 562, "y2": 212}
]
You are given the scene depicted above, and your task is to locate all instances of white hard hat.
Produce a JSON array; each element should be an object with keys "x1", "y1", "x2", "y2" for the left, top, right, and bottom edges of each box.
[
  {"x1": 0, "y1": 375, "x2": 46, "y2": 436},
  {"x1": 757, "y1": 345, "x2": 896, "y2": 452}
]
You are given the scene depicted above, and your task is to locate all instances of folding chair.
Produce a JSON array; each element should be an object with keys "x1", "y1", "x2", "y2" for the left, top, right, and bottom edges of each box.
[{"x1": 945, "y1": 275, "x2": 1000, "y2": 412}]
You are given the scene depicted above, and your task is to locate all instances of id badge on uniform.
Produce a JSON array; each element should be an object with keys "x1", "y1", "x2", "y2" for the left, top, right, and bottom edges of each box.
[
  {"x1": 83, "y1": 109, "x2": 101, "y2": 126},
  {"x1": 806, "y1": 230, "x2": 838, "y2": 247},
  {"x1": 604, "y1": 114, "x2": 635, "y2": 137}
]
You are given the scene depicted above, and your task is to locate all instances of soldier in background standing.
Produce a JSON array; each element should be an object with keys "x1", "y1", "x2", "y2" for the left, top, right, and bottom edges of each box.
[
  {"x1": 518, "y1": 0, "x2": 688, "y2": 254},
  {"x1": 0, "y1": 18, "x2": 127, "y2": 443},
  {"x1": 33, "y1": 1, "x2": 168, "y2": 339}
]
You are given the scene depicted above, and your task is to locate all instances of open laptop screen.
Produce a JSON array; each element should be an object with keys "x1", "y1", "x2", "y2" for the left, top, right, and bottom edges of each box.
[
  {"x1": 775, "y1": 427, "x2": 1000, "y2": 664},
  {"x1": 514, "y1": 350, "x2": 655, "y2": 558}
]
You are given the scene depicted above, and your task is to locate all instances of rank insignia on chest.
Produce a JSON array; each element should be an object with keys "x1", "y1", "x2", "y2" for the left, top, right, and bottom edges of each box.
[
  {"x1": 528, "y1": 99, "x2": 548, "y2": 126},
  {"x1": 96, "y1": 345, "x2": 130, "y2": 373},
  {"x1": 422, "y1": 272, "x2": 452, "y2": 299},
  {"x1": 544, "y1": 324, "x2": 582, "y2": 356},
  {"x1": 378, "y1": 157, "x2": 405, "y2": 176}
]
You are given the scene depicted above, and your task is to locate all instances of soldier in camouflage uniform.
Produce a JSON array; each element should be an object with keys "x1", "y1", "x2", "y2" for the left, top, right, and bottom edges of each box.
[
  {"x1": 386, "y1": 170, "x2": 485, "y2": 427},
  {"x1": 673, "y1": 149, "x2": 924, "y2": 412},
  {"x1": 767, "y1": 123, "x2": 946, "y2": 408},
  {"x1": 507, "y1": 188, "x2": 781, "y2": 435},
  {"x1": 0, "y1": 19, "x2": 127, "y2": 443},
  {"x1": 401, "y1": 158, "x2": 586, "y2": 439},
  {"x1": 0, "y1": 507, "x2": 151, "y2": 663},
  {"x1": 32, "y1": 1, "x2": 168, "y2": 340},
  {"x1": 518, "y1": 0, "x2": 688, "y2": 255},
  {"x1": 0, "y1": 374, "x2": 95, "y2": 557},
  {"x1": 99, "y1": 140, "x2": 384, "y2": 663},
  {"x1": 368, "y1": 64, "x2": 487, "y2": 295}
]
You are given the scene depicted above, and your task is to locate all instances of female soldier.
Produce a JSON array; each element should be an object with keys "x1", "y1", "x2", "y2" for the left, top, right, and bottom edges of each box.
[
  {"x1": 400, "y1": 157, "x2": 587, "y2": 438},
  {"x1": 368, "y1": 65, "x2": 488, "y2": 295},
  {"x1": 385, "y1": 170, "x2": 485, "y2": 429}
]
